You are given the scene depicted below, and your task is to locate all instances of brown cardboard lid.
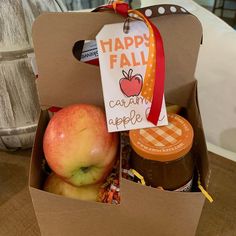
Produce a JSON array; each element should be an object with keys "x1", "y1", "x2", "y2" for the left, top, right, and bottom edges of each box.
[{"x1": 32, "y1": 5, "x2": 202, "y2": 109}]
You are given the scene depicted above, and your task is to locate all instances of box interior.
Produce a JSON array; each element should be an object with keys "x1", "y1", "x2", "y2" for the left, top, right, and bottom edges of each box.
[{"x1": 29, "y1": 79, "x2": 207, "y2": 188}]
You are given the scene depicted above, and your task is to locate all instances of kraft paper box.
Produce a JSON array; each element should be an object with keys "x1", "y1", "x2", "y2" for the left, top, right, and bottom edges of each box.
[{"x1": 29, "y1": 4, "x2": 210, "y2": 236}]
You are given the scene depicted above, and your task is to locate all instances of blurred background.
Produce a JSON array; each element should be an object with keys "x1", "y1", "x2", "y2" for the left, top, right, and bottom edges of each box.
[
  {"x1": 61, "y1": 0, "x2": 141, "y2": 10},
  {"x1": 61, "y1": 0, "x2": 106, "y2": 10},
  {"x1": 60, "y1": 0, "x2": 235, "y2": 28},
  {"x1": 1, "y1": 0, "x2": 235, "y2": 153}
]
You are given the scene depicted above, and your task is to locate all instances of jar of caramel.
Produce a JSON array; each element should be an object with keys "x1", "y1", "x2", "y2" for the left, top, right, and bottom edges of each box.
[{"x1": 129, "y1": 114, "x2": 194, "y2": 191}]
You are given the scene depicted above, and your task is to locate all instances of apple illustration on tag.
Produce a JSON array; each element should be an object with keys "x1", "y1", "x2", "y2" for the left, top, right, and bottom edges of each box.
[{"x1": 119, "y1": 69, "x2": 143, "y2": 97}]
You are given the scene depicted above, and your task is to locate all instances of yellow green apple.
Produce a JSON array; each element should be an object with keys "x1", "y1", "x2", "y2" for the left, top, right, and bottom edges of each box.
[
  {"x1": 43, "y1": 104, "x2": 118, "y2": 187},
  {"x1": 44, "y1": 173, "x2": 101, "y2": 201}
]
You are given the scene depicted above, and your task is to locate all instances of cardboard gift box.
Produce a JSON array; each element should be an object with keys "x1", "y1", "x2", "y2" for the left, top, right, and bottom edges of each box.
[{"x1": 29, "y1": 4, "x2": 210, "y2": 236}]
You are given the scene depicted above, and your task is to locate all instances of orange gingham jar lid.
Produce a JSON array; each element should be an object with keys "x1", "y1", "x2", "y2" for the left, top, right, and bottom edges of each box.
[{"x1": 129, "y1": 114, "x2": 194, "y2": 162}]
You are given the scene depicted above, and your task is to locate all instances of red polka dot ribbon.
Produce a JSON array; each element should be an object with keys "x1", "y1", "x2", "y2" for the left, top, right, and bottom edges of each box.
[{"x1": 95, "y1": 1, "x2": 165, "y2": 125}]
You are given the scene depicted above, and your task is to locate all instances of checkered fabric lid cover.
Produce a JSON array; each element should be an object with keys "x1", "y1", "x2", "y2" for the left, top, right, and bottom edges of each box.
[{"x1": 129, "y1": 114, "x2": 194, "y2": 162}]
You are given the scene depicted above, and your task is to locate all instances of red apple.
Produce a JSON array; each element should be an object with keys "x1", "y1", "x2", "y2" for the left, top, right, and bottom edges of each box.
[
  {"x1": 44, "y1": 173, "x2": 101, "y2": 201},
  {"x1": 43, "y1": 104, "x2": 118, "y2": 187},
  {"x1": 119, "y1": 69, "x2": 143, "y2": 97}
]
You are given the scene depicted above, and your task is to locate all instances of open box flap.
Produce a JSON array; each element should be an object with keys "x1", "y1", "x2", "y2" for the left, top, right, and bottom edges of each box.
[{"x1": 32, "y1": 5, "x2": 202, "y2": 109}]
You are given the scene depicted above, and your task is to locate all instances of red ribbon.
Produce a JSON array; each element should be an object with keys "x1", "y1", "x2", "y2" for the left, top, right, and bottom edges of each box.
[
  {"x1": 145, "y1": 19, "x2": 165, "y2": 125},
  {"x1": 95, "y1": 3, "x2": 129, "y2": 17},
  {"x1": 49, "y1": 106, "x2": 62, "y2": 112}
]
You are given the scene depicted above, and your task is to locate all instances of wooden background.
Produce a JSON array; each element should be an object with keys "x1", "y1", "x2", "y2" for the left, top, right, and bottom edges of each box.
[{"x1": 0, "y1": 0, "x2": 65, "y2": 150}]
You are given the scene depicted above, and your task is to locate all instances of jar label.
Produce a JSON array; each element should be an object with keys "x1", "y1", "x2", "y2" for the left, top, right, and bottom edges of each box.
[
  {"x1": 81, "y1": 40, "x2": 99, "y2": 63},
  {"x1": 174, "y1": 178, "x2": 193, "y2": 192}
]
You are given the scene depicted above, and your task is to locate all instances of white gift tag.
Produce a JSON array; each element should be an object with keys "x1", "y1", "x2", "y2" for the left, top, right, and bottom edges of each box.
[{"x1": 96, "y1": 21, "x2": 168, "y2": 132}]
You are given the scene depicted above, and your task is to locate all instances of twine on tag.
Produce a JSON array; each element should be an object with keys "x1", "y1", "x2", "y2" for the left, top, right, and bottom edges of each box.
[{"x1": 95, "y1": 1, "x2": 165, "y2": 125}]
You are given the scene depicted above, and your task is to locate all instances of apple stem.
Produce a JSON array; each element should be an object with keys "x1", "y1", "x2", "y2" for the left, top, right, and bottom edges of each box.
[
  {"x1": 122, "y1": 69, "x2": 135, "y2": 80},
  {"x1": 122, "y1": 70, "x2": 129, "y2": 79},
  {"x1": 80, "y1": 166, "x2": 90, "y2": 173},
  {"x1": 128, "y1": 69, "x2": 133, "y2": 79}
]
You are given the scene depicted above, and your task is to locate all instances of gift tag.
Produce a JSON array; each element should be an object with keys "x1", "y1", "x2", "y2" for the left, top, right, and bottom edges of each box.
[{"x1": 96, "y1": 21, "x2": 167, "y2": 132}]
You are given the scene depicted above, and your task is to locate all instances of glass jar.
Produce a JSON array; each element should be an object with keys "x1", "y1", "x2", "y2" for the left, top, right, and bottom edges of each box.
[{"x1": 129, "y1": 113, "x2": 194, "y2": 191}]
